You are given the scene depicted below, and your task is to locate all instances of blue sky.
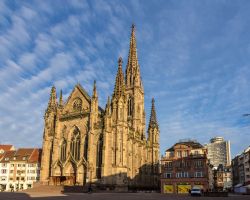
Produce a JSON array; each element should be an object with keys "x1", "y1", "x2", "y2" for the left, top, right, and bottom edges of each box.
[{"x1": 0, "y1": 0, "x2": 250, "y2": 157}]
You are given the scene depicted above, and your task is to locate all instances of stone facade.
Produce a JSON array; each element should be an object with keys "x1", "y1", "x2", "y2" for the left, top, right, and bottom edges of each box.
[{"x1": 40, "y1": 25, "x2": 160, "y2": 190}]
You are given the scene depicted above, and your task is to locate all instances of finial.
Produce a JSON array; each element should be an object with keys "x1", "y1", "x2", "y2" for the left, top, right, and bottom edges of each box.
[
  {"x1": 118, "y1": 57, "x2": 123, "y2": 66},
  {"x1": 148, "y1": 97, "x2": 158, "y2": 130},
  {"x1": 105, "y1": 96, "x2": 111, "y2": 114},
  {"x1": 92, "y1": 80, "x2": 97, "y2": 98},
  {"x1": 131, "y1": 23, "x2": 135, "y2": 30},
  {"x1": 47, "y1": 85, "x2": 57, "y2": 111},
  {"x1": 59, "y1": 89, "x2": 63, "y2": 106}
]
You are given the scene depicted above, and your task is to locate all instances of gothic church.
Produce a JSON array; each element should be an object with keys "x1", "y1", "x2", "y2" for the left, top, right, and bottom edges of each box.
[{"x1": 40, "y1": 25, "x2": 160, "y2": 190}]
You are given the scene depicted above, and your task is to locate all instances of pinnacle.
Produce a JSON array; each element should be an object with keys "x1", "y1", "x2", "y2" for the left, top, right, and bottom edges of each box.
[
  {"x1": 47, "y1": 86, "x2": 57, "y2": 110},
  {"x1": 113, "y1": 57, "x2": 125, "y2": 98},
  {"x1": 92, "y1": 80, "x2": 98, "y2": 98},
  {"x1": 59, "y1": 89, "x2": 63, "y2": 107},
  {"x1": 148, "y1": 97, "x2": 158, "y2": 129}
]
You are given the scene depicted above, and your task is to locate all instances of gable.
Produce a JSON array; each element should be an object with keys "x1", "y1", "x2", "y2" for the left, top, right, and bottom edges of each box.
[{"x1": 63, "y1": 84, "x2": 91, "y2": 114}]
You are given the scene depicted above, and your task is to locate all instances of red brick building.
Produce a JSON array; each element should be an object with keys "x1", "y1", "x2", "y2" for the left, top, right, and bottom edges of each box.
[{"x1": 161, "y1": 140, "x2": 209, "y2": 194}]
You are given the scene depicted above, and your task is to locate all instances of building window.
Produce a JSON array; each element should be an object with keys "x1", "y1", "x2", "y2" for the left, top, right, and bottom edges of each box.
[
  {"x1": 176, "y1": 172, "x2": 189, "y2": 178},
  {"x1": 195, "y1": 160, "x2": 203, "y2": 168},
  {"x1": 1, "y1": 169, "x2": 7, "y2": 174},
  {"x1": 1, "y1": 177, "x2": 6, "y2": 181},
  {"x1": 195, "y1": 171, "x2": 203, "y2": 177},
  {"x1": 70, "y1": 127, "x2": 81, "y2": 161},
  {"x1": 4, "y1": 157, "x2": 9, "y2": 161},
  {"x1": 73, "y1": 98, "x2": 82, "y2": 111},
  {"x1": 84, "y1": 135, "x2": 88, "y2": 160},
  {"x1": 164, "y1": 173, "x2": 172, "y2": 178},
  {"x1": 183, "y1": 150, "x2": 188, "y2": 157},
  {"x1": 177, "y1": 151, "x2": 181, "y2": 158},
  {"x1": 96, "y1": 135, "x2": 103, "y2": 179},
  {"x1": 128, "y1": 97, "x2": 133, "y2": 117},
  {"x1": 1, "y1": 163, "x2": 7, "y2": 167},
  {"x1": 165, "y1": 162, "x2": 172, "y2": 168},
  {"x1": 60, "y1": 139, "x2": 67, "y2": 162}
]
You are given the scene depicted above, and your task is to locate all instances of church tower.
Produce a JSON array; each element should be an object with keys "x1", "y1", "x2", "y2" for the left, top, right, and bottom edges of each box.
[
  {"x1": 147, "y1": 98, "x2": 160, "y2": 187},
  {"x1": 125, "y1": 24, "x2": 146, "y2": 139},
  {"x1": 40, "y1": 86, "x2": 57, "y2": 184}
]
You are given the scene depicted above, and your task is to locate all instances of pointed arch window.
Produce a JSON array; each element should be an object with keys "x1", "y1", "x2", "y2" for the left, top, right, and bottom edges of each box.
[
  {"x1": 70, "y1": 128, "x2": 81, "y2": 161},
  {"x1": 60, "y1": 139, "x2": 67, "y2": 162},
  {"x1": 128, "y1": 97, "x2": 133, "y2": 117},
  {"x1": 96, "y1": 135, "x2": 103, "y2": 178},
  {"x1": 84, "y1": 135, "x2": 88, "y2": 160}
]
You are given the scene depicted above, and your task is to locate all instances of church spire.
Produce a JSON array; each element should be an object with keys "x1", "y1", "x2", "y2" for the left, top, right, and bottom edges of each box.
[
  {"x1": 125, "y1": 24, "x2": 141, "y2": 88},
  {"x1": 148, "y1": 98, "x2": 159, "y2": 130},
  {"x1": 113, "y1": 57, "x2": 125, "y2": 98},
  {"x1": 105, "y1": 96, "x2": 111, "y2": 114}
]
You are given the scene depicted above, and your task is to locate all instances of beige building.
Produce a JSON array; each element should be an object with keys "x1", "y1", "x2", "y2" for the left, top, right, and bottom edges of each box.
[
  {"x1": 40, "y1": 25, "x2": 160, "y2": 190},
  {"x1": 0, "y1": 148, "x2": 41, "y2": 191}
]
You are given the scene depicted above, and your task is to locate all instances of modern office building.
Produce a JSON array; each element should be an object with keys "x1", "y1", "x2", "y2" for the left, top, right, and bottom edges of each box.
[{"x1": 205, "y1": 137, "x2": 231, "y2": 167}]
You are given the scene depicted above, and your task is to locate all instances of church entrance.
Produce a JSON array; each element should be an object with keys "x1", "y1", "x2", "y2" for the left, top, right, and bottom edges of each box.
[{"x1": 52, "y1": 176, "x2": 76, "y2": 186}]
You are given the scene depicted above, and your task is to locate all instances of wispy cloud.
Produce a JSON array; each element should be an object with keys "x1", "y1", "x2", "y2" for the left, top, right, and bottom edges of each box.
[{"x1": 0, "y1": 0, "x2": 250, "y2": 157}]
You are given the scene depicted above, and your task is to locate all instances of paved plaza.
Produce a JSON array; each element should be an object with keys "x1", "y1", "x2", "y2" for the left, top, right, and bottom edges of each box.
[{"x1": 0, "y1": 192, "x2": 249, "y2": 200}]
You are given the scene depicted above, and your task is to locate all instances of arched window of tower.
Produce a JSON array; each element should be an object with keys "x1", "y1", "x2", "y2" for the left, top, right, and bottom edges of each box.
[
  {"x1": 70, "y1": 128, "x2": 81, "y2": 161},
  {"x1": 60, "y1": 139, "x2": 67, "y2": 162}
]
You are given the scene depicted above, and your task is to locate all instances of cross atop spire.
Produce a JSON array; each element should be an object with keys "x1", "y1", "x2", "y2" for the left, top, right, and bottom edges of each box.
[
  {"x1": 148, "y1": 98, "x2": 159, "y2": 130},
  {"x1": 113, "y1": 57, "x2": 125, "y2": 98}
]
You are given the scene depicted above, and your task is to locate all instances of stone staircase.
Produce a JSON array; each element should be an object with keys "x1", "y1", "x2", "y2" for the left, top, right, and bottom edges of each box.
[{"x1": 24, "y1": 182, "x2": 63, "y2": 195}]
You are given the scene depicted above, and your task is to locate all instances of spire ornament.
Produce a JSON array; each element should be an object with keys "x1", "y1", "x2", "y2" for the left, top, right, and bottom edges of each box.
[
  {"x1": 125, "y1": 24, "x2": 142, "y2": 88},
  {"x1": 59, "y1": 89, "x2": 63, "y2": 107},
  {"x1": 92, "y1": 80, "x2": 98, "y2": 98},
  {"x1": 113, "y1": 57, "x2": 125, "y2": 98},
  {"x1": 148, "y1": 98, "x2": 159, "y2": 130},
  {"x1": 47, "y1": 86, "x2": 57, "y2": 110}
]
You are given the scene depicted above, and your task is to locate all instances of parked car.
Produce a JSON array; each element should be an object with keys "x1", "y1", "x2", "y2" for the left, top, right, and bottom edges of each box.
[{"x1": 190, "y1": 188, "x2": 202, "y2": 196}]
